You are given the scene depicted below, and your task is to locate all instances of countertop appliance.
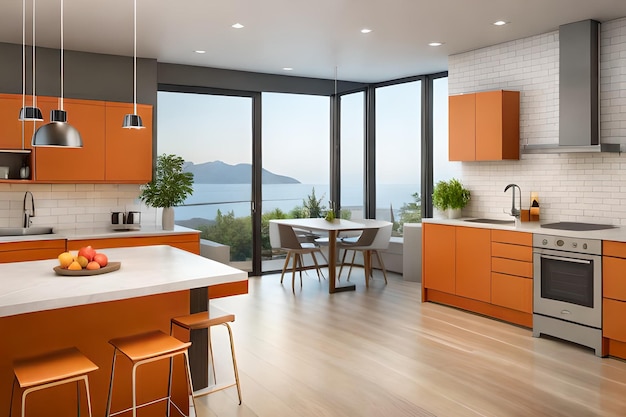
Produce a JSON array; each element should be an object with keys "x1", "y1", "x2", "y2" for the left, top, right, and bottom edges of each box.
[{"x1": 532, "y1": 233, "x2": 603, "y2": 356}]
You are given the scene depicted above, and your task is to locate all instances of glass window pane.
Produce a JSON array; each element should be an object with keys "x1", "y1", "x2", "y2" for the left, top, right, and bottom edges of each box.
[
  {"x1": 340, "y1": 91, "x2": 364, "y2": 220},
  {"x1": 375, "y1": 81, "x2": 422, "y2": 236}
]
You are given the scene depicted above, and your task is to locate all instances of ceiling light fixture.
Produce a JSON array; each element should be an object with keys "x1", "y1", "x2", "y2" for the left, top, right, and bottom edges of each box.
[
  {"x1": 194, "y1": 50, "x2": 206, "y2": 54},
  {"x1": 428, "y1": 42, "x2": 443, "y2": 47},
  {"x1": 232, "y1": 23, "x2": 244, "y2": 29},
  {"x1": 361, "y1": 28, "x2": 372, "y2": 34},
  {"x1": 122, "y1": 0, "x2": 145, "y2": 129},
  {"x1": 283, "y1": 67, "x2": 293, "y2": 71},
  {"x1": 494, "y1": 20, "x2": 508, "y2": 26},
  {"x1": 18, "y1": 0, "x2": 43, "y2": 122},
  {"x1": 32, "y1": 0, "x2": 82, "y2": 147}
]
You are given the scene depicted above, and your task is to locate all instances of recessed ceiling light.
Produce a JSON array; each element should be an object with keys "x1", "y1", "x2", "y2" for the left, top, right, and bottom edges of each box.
[
  {"x1": 232, "y1": 23, "x2": 244, "y2": 29},
  {"x1": 194, "y1": 50, "x2": 206, "y2": 54},
  {"x1": 283, "y1": 67, "x2": 293, "y2": 71},
  {"x1": 493, "y1": 20, "x2": 508, "y2": 26},
  {"x1": 428, "y1": 42, "x2": 443, "y2": 47},
  {"x1": 361, "y1": 28, "x2": 372, "y2": 34}
]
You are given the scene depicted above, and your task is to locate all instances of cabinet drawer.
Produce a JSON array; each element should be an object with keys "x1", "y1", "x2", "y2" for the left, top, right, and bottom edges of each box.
[
  {"x1": 604, "y1": 241, "x2": 626, "y2": 259},
  {"x1": 603, "y1": 256, "x2": 626, "y2": 301},
  {"x1": 491, "y1": 272, "x2": 532, "y2": 313},
  {"x1": 604, "y1": 298, "x2": 626, "y2": 342},
  {"x1": 492, "y1": 242, "x2": 532, "y2": 262},
  {"x1": 492, "y1": 257, "x2": 533, "y2": 278},
  {"x1": 491, "y1": 230, "x2": 532, "y2": 246}
]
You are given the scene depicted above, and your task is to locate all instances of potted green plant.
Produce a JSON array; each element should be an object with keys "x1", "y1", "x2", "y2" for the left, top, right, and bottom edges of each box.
[
  {"x1": 432, "y1": 178, "x2": 470, "y2": 218},
  {"x1": 139, "y1": 154, "x2": 194, "y2": 230}
]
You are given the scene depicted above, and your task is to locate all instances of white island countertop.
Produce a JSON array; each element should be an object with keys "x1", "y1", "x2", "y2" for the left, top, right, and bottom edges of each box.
[{"x1": 0, "y1": 245, "x2": 247, "y2": 317}]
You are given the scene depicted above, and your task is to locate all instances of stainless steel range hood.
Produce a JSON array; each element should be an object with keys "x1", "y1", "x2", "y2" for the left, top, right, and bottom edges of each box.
[{"x1": 522, "y1": 20, "x2": 621, "y2": 154}]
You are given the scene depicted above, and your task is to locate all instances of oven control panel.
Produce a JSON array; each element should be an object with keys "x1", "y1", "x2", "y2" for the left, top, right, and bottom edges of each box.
[{"x1": 534, "y1": 234, "x2": 601, "y2": 255}]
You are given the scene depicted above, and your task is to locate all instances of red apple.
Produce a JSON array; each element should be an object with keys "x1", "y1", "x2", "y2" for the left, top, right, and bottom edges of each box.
[
  {"x1": 93, "y1": 252, "x2": 108, "y2": 268},
  {"x1": 78, "y1": 246, "x2": 97, "y2": 262},
  {"x1": 86, "y1": 261, "x2": 101, "y2": 270}
]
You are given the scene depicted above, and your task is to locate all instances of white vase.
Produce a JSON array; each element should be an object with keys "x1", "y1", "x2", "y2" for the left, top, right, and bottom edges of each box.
[
  {"x1": 162, "y1": 207, "x2": 175, "y2": 230},
  {"x1": 447, "y1": 208, "x2": 462, "y2": 219}
]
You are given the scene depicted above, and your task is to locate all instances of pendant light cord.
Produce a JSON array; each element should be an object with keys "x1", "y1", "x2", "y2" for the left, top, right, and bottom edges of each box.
[
  {"x1": 133, "y1": 0, "x2": 137, "y2": 115},
  {"x1": 32, "y1": 0, "x2": 36, "y2": 108},
  {"x1": 60, "y1": 0, "x2": 64, "y2": 111},
  {"x1": 22, "y1": 0, "x2": 25, "y2": 110}
]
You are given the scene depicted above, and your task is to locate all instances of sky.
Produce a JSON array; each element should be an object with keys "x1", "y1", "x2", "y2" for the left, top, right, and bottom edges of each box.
[{"x1": 157, "y1": 77, "x2": 457, "y2": 187}]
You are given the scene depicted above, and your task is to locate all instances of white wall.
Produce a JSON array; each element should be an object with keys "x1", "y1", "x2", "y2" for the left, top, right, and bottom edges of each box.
[{"x1": 448, "y1": 17, "x2": 626, "y2": 226}]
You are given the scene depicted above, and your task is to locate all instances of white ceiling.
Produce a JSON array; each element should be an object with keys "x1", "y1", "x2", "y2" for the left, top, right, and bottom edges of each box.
[{"x1": 1, "y1": 0, "x2": 626, "y2": 83}]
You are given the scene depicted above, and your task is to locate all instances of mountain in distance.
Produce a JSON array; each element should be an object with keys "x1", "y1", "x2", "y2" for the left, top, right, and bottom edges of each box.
[{"x1": 184, "y1": 160, "x2": 300, "y2": 184}]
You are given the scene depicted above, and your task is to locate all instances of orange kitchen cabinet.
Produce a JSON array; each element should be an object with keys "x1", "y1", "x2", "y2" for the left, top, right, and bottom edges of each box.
[
  {"x1": 449, "y1": 90, "x2": 520, "y2": 161},
  {"x1": 0, "y1": 94, "x2": 36, "y2": 150},
  {"x1": 603, "y1": 240, "x2": 626, "y2": 258},
  {"x1": 0, "y1": 239, "x2": 66, "y2": 263},
  {"x1": 603, "y1": 256, "x2": 626, "y2": 301},
  {"x1": 33, "y1": 97, "x2": 106, "y2": 182},
  {"x1": 491, "y1": 272, "x2": 532, "y2": 313},
  {"x1": 604, "y1": 298, "x2": 626, "y2": 343},
  {"x1": 449, "y1": 93, "x2": 475, "y2": 161},
  {"x1": 423, "y1": 223, "x2": 456, "y2": 294},
  {"x1": 67, "y1": 233, "x2": 200, "y2": 255},
  {"x1": 491, "y1": 229, "x2": 532, "y2": 246},
  {"x1": 104, "y1": 102, "x2": 153, "y2": 183},
  {"x1": 455, "y1": 226, "x2": 491, "y2": 302}
]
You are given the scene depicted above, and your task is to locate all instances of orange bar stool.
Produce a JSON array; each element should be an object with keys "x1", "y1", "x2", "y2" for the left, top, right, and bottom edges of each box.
[
  {"x1": 171, "y1": 306, "x2": 242, "y2": 405},
  {"x1": 105, "y1": 330, "x2": 197, "y2": 417},
  {"x1": 9, "y1": 347, "x2": 98, "y2": 417}
]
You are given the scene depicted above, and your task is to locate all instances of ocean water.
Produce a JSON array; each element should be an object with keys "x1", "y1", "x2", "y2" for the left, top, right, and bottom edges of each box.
[{"x1": 175, "y1": 183, "x2": 420, "y2": 222}]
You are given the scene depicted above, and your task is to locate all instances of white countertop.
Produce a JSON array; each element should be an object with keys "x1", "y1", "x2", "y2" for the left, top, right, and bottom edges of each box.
[
  {"x1": 0, "y1": 245, "x2": 247, "y2": 317},
  {"x1": 423, "y1": 217, "x2": 626, "y2": 242}
]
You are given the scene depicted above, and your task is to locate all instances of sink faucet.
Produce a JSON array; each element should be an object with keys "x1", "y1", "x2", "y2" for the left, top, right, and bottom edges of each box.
[
  {"x1": 23, "y1": 191, "x2": 35, "y2": 228},
  {"x1": 504, "y1": 184, "x2": 521, "y2": 219}
]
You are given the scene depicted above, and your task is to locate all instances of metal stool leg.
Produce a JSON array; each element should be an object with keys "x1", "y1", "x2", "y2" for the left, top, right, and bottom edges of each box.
[{"x1": 224, "y1": 323, "x2": 242, "y2": 405}]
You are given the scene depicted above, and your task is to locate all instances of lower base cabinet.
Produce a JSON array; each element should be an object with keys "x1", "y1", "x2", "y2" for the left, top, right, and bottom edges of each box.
[{"x1": 602, "y1": 241, "x2": 626, "y2": 360}]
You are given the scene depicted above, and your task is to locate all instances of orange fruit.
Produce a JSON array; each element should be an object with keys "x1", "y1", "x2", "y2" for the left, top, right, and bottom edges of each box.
[
  {"x1": 86, "y1": 261, "x2": 101, "y2": 270},
  {"x1": 67, "y1": 261, "x2": 83, "y2": 270},
  {"x1": 58, "y1": 252, "x2": 74, "y2": 268},
  {"x1": 75, "y1": 255, "x2": 89, "y2": 268}
]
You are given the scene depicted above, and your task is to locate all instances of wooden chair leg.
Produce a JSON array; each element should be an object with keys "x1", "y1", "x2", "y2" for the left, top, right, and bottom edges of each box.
[
  {"x1": 346, "y1": 250, "x2": 357, "y2": 282},
  {"x1": 373, "y1": 250, "x2": 388, "y2": 284},
  {"x1": 338, "y1": 249, "x2": 350, "y2": 280},
  {"x1": 310, "y1": 251, "x2": 325, "y2": 281},
  {"x1": 280, "y1": 252, "x2": 292, "y2": 284}
]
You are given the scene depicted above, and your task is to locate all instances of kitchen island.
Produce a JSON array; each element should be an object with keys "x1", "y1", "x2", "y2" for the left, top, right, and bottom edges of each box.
[{"x1": 0, "y1": 245, "x2": 247, "y2": 417}]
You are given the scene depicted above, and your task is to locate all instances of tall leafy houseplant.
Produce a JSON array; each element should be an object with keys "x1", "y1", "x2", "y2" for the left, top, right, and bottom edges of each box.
[
  {"x1": 432, "y1": 178, "x2": 470, "y2": 218},
  {"x1": 139, "y1": 154, "x2": 194, "y2": 230}
]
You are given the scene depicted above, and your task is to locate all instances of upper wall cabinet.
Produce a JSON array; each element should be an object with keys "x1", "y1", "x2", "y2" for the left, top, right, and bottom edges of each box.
[
  {"x1": 0, "y1": 94, "x2": 36, "y2": 150},
  {"x1": 449, "y1": 90, "x2": 520, "y2": 161},
  {"x1": 104, "y1": 102, "x2": 153, "y2": 183},
  {"x1": 34, "y1": 97, "x2": 106, "y2": 182}
]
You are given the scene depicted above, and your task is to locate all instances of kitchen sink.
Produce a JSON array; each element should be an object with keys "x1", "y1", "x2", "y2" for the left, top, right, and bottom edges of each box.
[
  {"x1": 0, "y1": 226, "x2": 54, "y2": 236},
  {"x1": 464, "y1": 218, "x2": 516, "y2": 225}
]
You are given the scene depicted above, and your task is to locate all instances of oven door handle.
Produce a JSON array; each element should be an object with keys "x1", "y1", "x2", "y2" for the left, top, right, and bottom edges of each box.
[{"x1": 540, "y1": 254, "x2": 592, "y2": 264}]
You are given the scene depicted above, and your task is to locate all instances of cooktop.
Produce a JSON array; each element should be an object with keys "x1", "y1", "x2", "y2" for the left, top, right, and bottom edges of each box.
[{"x1": 540, "y1": 222, "x2": 617, "y2": 231}]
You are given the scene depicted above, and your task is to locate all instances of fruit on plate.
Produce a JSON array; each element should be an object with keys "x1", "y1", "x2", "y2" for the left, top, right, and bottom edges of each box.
[
  {"x1": 93, "y1": 253, "x2": 108, "y2": 267},
  {"x1": 86, "y1": 261, "x2": 101, "y2": 270},
  {"x1": 78, "y1": 245, "x2": 96, "y2": 262},
  {"x1": 57, "y1": 246, "x2": 110, "y2": 271},
  {"x1": 58, "y1": 252, "x2": 74, "y2": 268}
]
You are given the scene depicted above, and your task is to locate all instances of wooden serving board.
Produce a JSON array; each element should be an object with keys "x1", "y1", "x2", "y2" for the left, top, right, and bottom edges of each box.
[{"x1": 54, "y1": 262, "x2": 121, "y2": 276}]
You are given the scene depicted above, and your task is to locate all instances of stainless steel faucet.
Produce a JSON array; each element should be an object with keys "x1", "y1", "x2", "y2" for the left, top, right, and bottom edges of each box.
[
  {"x1": 23, "y1": 191, "x2": 35, "y2": 228},
  {"x1": 504, "y1": 184, "x2": 521, "y2": 218}
]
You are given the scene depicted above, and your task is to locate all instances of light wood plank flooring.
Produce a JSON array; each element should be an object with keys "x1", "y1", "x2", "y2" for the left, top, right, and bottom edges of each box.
[{"x1": 196, "y1": 270, "x2": 626, "y2": 417}]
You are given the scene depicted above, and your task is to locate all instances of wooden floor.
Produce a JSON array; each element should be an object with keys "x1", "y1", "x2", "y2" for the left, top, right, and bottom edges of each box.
[{"x1": 195, "y1": 269, "x2": 626, "y2": 417}]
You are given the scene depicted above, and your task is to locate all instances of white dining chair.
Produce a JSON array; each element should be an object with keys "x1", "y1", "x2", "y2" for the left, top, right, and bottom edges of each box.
[
  {"x1": 337, "y1": 220, "x2": 393, "y2": 287},
  {"x1": 269, "y1": 221, "x2": 326, "y2": 291}
]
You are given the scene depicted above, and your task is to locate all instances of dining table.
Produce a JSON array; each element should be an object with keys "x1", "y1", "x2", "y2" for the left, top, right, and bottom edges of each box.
[{"x1": 270, "y1": 218, "x2": 384, "y2": 293}]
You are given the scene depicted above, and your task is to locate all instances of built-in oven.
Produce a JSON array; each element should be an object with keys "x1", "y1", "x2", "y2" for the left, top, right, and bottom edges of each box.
[{"x1": 532, "y1": 233, "x2": 604, "y2": 356}]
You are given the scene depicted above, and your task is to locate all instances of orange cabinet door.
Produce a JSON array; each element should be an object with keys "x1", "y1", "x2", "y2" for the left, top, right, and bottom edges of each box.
[
  {"x1": 0, "y1": 94, "x2": 37, "y2": 150},
  {"x1": 475, "y1": 90, "x2": 520, "y2": 161},
  {"x1": 491, "y1": 229, "x2": 532, "y2": 246},
  {"x1": 455, "y1": 226, "x2": 491, "y2": 302},
  {"x1": 491, "y1": 272, "x2": 532, "y2": 313},
  {"x1": 448, "y1": 93, "x2": 476, "y2": 161},
  {"x1": 105, "y1": 102, "x2": 153, "y2": 183},
  {"x1": 33, "y1": 97, "x2": 106, "y2": 182},
  {"x1": 603, "y1": 256, "x2": 626, "y2": 301},
  {"x1": 604, "y1": 298, "x2": 626, "y2": 342},
  {"x1": 423, "y1": 223, "x2": 456, "y2": 294}
]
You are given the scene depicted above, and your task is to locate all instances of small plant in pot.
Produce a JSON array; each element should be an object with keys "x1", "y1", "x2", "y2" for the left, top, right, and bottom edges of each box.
[
  {"x1": 432, "y1": 178, "x2": 470, "y2": 219},
  {"x1": 139, "y1": 154, "x2": 194, "y2": 230}
]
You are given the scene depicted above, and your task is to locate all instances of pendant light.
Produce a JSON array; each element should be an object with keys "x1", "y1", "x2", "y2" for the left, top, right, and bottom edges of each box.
[
  {"x1": 18, "y1": 0, "x2": 43, "y2": 122},
  {"x1": 32, "y1": 0, "x2": 82, "y2": 147},
  {"x1": 122, "y1": 0, "x2": 144, "y2": 129}
]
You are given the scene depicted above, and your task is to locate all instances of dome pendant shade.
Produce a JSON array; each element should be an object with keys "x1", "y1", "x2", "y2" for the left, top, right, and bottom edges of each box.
[
  {"x1": 32, "y1": 110, "x2": 83, "y2": 148},
  {"x1": 18, "y1": 106, "x2": 44, "y2": 121},
  {"x1": 122, "y1": 113, "x2": 144, "y2": 129}
]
